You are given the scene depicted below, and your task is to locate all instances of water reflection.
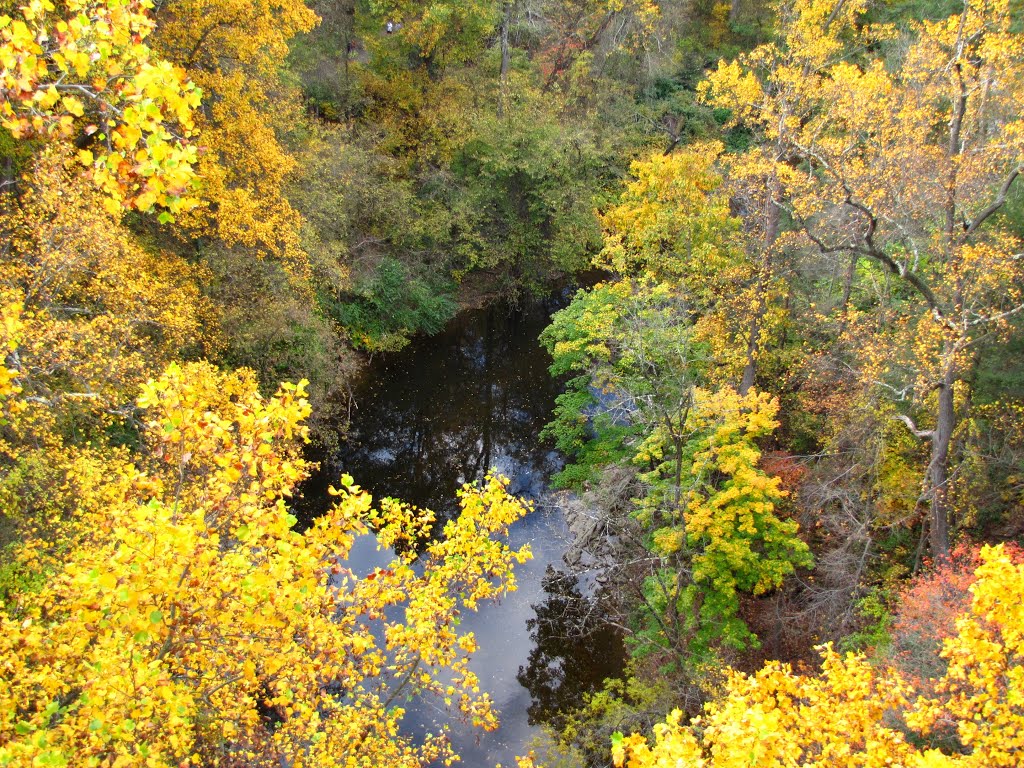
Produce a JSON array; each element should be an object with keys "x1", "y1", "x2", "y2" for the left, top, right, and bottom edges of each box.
[
  {"x1": 295, "y1": 292, "x2": 625, "y2": 766},
  {"x1": 301, "y1": 299, "x2": 566, "y2": 522},
  {"x1": 517, "y1": 568, "x2": 625, "y2": 727}
]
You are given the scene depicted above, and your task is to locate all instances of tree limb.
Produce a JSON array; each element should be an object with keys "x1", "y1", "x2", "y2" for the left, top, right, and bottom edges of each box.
[
  {"x1": 964, "y1": 165, "x2": 1022, "y2": 238},
  {"x1": 893, "y1": 414, "x2": 935, "y2": 441}
]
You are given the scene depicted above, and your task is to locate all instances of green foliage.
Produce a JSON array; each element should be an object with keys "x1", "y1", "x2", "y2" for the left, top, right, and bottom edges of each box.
[
  {"x1": 541, "y1": 366, "x2": 642, "y2": 492},
  {"x1": 287, "y1": 124, "x2": 428, "y2": 281},
  {"x1": 541, "y1": 279, "x2": 700, "y2": 484},
  {"x1": 973, "y1": 316, "x2": 1024, "y2": 404},
  {"x1": 867, "y1": 0, "x2": 973, "y2": 25},
  {"x1": 632, "y1": 77, "x2": 719, "y2": 153},
  {"x1": 549, "y1": 415, "x2": 638, "y2": 490},
  {"x1": 446, "y1": 101, "x2": 604, "y2": 289},
  {"x1": 0, "y1": 542, "x2": 45, "y2": 609},
  {"x1": 287, "y1": 0, "x2": 359, "y2": 120},
  {"x1": 325, "y1": 258, "x2": 457, "y2": 352},
  {"x1": 534, "y1": 668, "x2": 682, "y2": 768},
  {"x1": 201, "y1": 244, "x2": 356, "y2": 423},
  {"x1": 362, "y1": 0, "x2": 501, "y2": 69},
  {"x1": 635, "y1": 387, "x2": 813, "y2": 659},
  {"x1": 838, "y1": 588, "x2": 894, "y2": 654},
  {"x1": 543, "y1": 378, "x2": 599, "y2": 456},
  {"x1": 542, "y1": 284, "x2": 622, "y2": 377},
  {"x1": 665, "y1": 0, "x2": 773, "y2": 76}
]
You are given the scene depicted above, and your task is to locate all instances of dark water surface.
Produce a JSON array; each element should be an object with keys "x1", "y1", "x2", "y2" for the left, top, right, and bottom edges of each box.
[{"x1": 297, "y1": 294, "x2": 624, "y2": 766}]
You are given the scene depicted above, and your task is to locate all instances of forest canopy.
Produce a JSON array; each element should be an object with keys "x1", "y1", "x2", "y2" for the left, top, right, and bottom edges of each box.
[{"x1": 0, "y1": 0, "x2": 1022, "y2": 765}]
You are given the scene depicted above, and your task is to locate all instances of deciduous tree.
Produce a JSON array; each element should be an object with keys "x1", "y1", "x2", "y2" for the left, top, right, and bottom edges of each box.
[
  {"x1": 0, "y1": 361, "x2": 533, "y2": 768},
  {"x1": 701, "y1": 0, "x2": 1024, "y2": 557},
  {"x1": 543, "y1": 279, "x2": 810, "y2": 660},
  {"x1": 152, "y1": 0, "x2": 317, "y2": 282},
  {"x1": 611, "y1": 544, "x2": 1024, "y2": 768},
  {"x1": 0, "y1": 0, "x2": 202, "y2": 213}
]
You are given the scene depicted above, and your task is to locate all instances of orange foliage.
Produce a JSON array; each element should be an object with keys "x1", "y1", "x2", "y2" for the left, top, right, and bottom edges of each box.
[{"x1": 889, "y1": 540, "x2": 1024, "y2": 686}]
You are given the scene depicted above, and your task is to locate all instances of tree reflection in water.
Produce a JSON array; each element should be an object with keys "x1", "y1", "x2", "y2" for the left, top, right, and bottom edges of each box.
[
  {"x1": 297, "y1": 297, "x2": 569, "y2": 527},
  {"x1": 518, "y1": 566, "x2": 625, "y2": 728}
]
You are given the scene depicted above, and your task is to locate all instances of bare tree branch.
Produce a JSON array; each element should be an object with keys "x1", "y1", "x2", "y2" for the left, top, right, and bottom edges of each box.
[
  {"x1": 893, "y1": 414, "x2": 935, "y2": 441},
  {"x1": 964, "y1": 165, "x2": 1022, "y2": 238}
]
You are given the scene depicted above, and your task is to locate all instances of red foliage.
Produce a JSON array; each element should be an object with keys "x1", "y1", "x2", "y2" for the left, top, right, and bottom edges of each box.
[
  {"x1": 760, "y1": 450, "x2": 809, "y2": 493},
  {"x1": 888, "y1": 540, "x2": 1024, "y2": 685}
]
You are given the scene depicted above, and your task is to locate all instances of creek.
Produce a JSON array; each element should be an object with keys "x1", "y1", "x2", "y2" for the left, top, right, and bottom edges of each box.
[{"x1": 297, "y1": 291, "x2": 624, "y2": 766}]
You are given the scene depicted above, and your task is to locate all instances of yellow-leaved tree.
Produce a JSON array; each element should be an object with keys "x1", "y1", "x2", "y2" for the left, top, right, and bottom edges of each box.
[
  {"x1": 0, "y1": 0, "x2": 202, "y2": 214},
  {"x1": 0, "y1": 151, "x2": 216, "y2": 436},
  {"x1": 700, "y1": 0, "x2": 1024, "y2": 557},
  {"x1": 610, "y1": 544, "x2": 1024, "y2": 768},
  {"x1": 151, "y1": 0, "x2": 318, "y2": 284},
  {"x1": 0, "y1": 150, "x2": 217, "y2": 578},
  {"x1": 0, "y1": 358, "x2": 533, "y2": 767},
  {"x1": 543, "y1": 277, "x2": 811, "y2": 661},
  {"x1": 594, "y1": 143, "x2": 786, "y2": 388}
]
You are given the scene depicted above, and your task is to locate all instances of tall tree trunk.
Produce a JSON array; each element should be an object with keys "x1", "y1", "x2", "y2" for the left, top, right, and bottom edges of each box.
[
  {"x1": 924, "y1": 27, "x2": 968, "y2": 560},
  {"x1": 342, "y1": 0, "x2": 355, "y2": 85},
  {"x1": 498, "y1": 0, "x2": 511, "y2": 117},
  {"x1": 728, "y1": 0, "x2": 742, "y2": 25},
  {"x1": 928, "y1": 361, "x2": 955, "y2": 558},
  {"x1": 739, "y1": 293, "x2": 765, "y2": 395},
  {"x1": 837, "y1": 251, "x2": 858, "y2": 334},
  {"x1": 824, "y1": 0, "x2": 847, "y2": 31},
  {"x1": 897, "y1": 354, "x2": 956, "y2": 560},
  {"x1": 740, "y1": 176, "x2": 781, "y2": 394}
]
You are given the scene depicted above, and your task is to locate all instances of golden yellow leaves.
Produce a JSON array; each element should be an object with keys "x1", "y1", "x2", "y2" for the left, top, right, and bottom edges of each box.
[
  {"x1": 596, "y1": 142, "x2": 733, "y2": 281},
  {"x1": 611, "y1": 709, "x2": 702, "y2": 768},
  {"x1": 612, "y1": 544, "x2": 1024, "y2": 768},
  {"x1": 0, "y1": 359, "x2": 534, "y2": 767},
  {"x1": 696, "y1": 60, "x2": 762, "y2": 126},
  {"x1": 592, "y1": 144, "x2": 771, "y2": 384},
  {"x1": 677, "y1": 387, "x2": 810, "y2": 631},
  {"x1": 152, "y1": 0, "x2": 316, "y2": 284},
  {"x1": 0, "y1": 295, "x2": 24, "y2": 401},
  {"x1": 138, "y1": 360, "x2": 312, "y2": 536},
  {"x1": 0, "y1": 152, "x2": 216, "y2": 446},
  {"x1": 780, "y1": 0, "x2": 870, "y2": 65},
  {"x1": 701, "y1": 0, "x2": 1024, "y2": 287},
  {"x1": 906, "y1": 545, "x2": 1024, "y2": 767},
  {"x1": 0, "y1": 0, "x2": 202, "y2": 215}
]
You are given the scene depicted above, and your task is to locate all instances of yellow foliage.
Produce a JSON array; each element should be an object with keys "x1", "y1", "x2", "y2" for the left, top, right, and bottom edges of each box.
[
  {"x1": 152, "y1": 0, "x2": 317, "y2": 284},
  {"x1": 0, "y1": 150, "x2": 217, "y2": 446},
  {"x1": 906, "y1": 545, "x2": 1024, "y2": 766},
  {"x1": 594, "y1": 144, "x2": 781, "y2": 383},
  {"x1": 701, "y1": 0, "x2": 1024, "y2": 558},
  {"x1": 0, "y1": 0, "x2": 202, "y2": 213},
  {"x1": 596, "y1": 142, "x2": 738, "y2": 283},
  {"x1": 611, "y1": 545, "x2": 1024, "y2": 768},
  {"x1": 700, "y1": 0, "x2": 1024, "y2": 379},
  {"x1": 0, "y1": 361, "x2": 533, "y2": 767}
]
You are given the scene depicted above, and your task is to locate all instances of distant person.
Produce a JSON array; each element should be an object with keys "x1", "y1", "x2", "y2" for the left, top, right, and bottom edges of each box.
[{"x1": 385, "y1": 20, "x2": 394, "y2": 34}]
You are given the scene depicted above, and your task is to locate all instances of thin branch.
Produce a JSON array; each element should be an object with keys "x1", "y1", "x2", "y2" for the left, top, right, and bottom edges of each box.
[{"x1": 382, "y1": 656, "x2": 421, "y2": 711}]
